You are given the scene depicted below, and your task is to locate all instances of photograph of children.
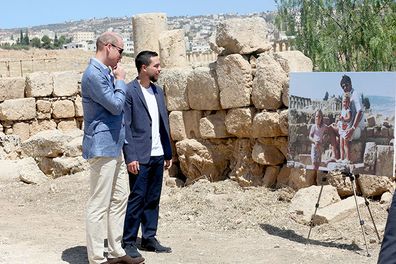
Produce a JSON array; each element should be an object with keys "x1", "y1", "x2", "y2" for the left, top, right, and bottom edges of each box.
[{"x1": 287, "y1": 72, "x2": 395, "y2": 177}]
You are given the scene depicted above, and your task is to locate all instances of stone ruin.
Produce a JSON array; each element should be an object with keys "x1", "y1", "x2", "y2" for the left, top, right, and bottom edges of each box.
[{"x1": 0, "y1": 14, "x2": 394, "y2": 203}]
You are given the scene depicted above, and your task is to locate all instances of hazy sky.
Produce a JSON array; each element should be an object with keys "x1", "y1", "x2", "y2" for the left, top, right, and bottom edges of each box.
[
  {"x1": 0, "y1": 0, "x2": 277, "y2": 29},
  {"x1": 290, "y1": 72, "x2": 396, "y2": 99}
]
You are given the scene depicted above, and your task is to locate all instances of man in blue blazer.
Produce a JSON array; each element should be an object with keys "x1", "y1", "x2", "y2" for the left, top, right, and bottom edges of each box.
[
  {"x1": 82, "y1": 32, "x2": 144, "y2": 264},
  {"x1": 122, "y1": 51, "x2": 172, "y2": 257}
]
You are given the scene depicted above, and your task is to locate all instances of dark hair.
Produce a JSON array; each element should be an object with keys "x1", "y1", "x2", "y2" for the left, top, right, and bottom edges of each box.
[
  {"x1": 135, "y1": 50, "x2": 158, "y2": 73},
  {"x1": 340, "y1": 74, "x2": 352, "y2": 87}
]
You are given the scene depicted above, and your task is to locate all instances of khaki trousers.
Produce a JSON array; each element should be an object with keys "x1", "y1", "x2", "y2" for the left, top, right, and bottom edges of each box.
[{"x1": 86, "y1": 155, "x2": 129, "y2": 264}]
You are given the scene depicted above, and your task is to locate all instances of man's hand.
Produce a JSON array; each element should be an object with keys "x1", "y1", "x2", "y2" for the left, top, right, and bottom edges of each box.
[
  {"x1": 164, "y1": 159, "x2": 172, "y2": 170},
  {"x1": 127, "y1": 160, "x2": 139, "y2": 174},
  {"x1": 113, "y1": 63, "x2": 126, "y2": 80},
  {"x1": 345, "y1": 127, "x2": 355, "y2": 141}
]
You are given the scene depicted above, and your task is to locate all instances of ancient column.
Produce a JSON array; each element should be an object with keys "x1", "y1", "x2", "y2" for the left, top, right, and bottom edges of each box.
[{"x1": 159, "y1": 29, "x2": 188, "y2": 68}]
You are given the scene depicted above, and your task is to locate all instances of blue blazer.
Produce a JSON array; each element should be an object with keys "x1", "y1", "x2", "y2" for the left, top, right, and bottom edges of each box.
[
  {"x1": 123, "y1": 78, "x2": 172, "y2": 164},
  {"x1": 81, "y1": 58, "x2": 127, "y2": 159}
]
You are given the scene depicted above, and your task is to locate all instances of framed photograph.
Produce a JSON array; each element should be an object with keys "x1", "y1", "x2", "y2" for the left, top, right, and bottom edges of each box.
[{"x1": 287, "y1": 72, "x2": 395, "y2": 177}]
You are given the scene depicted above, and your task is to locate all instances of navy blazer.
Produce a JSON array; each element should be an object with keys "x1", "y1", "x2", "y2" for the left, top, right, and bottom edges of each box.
[
  {"x1": 81, "y1": 58, "x2": 127, "y2": 159},
  {"x1": 123, "y1": 78, "x2": 172, "y2": 164}
]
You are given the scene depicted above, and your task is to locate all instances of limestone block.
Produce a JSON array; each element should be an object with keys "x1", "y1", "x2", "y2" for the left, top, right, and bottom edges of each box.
[
  {"x1": 279, "y1": 109, "x2": 288, "y2": 136},
  {"x1": 64, "y1": 134, "x2": 83, "y2": 157},
  {"x1": 229, "y1": 138, "x2": 265, "y2": 187},
  {"x1": 0, "y1": 98, "x2": 36, "y2": 121},
  {"x1": 133, "y1": 13, "x2": 167, "y2": 55},
  {"x1": 200, "y1": 111, "x2": 231, "y2": 139},
  {"x1": 282, "y1": 83, "x2": 289, "y2": 107},
  {"x1": 225, "y1": 107, "x2": 255, "y2": 138},
  {"x1": 0, "y1": 77, "x2": 25, "y2": 102},
  {"x1": 159, "y1": 29, "x2": 188, "y2": 68},
  {"x1": 215, "y1": 17, "x2": 272, "y2": 55},
  {"x1": 25, "y1": 71, "x2": 53, "y2": 97},
  {"x1": 0, "y1": 133, "x2": 21, "y2": 160},
  {"x1": 176, "y1": 138, "x2": 233, "y2": 184},
  {"x1": 29, "y1": 119, "x2": 57, "y2": 136},
  {"x1": 18, "y1": 157, "x2": 48, "y2": 184},
  {"x1": 289, "y1": 185, "x2": 340, "y2": 224},
  {"x1": 313, "y1": 196, "x2": 365, "y2": 225},
  {"x1": 159, "y1": 68, "x2": 191, "y2": 111},
  {"x1": 288, "y1": 168, "x2": 316, "y2": 190},
  {"x1": 252, "y1": 111, "x2": 283, "y2": 138},
  {"x1": 276, "y1": 165, "x2": 292, "y2": 188},
  {"x1": 381, "y1": 192, "x2": 393, "y2": 204},
  {"x1": 169, "y1": 111, "x2": 187, "y2": 141},
  {"x1": 0, "y1": 160, "x2": 20, "y2": 182},
  {"x1": 252, "y1": 53, "x2": 288, "y2": 110},
  {"x1": 358, "y1": 174, "x2": 393, "y2": 197},
  {"x1": 74, "y1": 95, "x2": 83, "y2": 117},
  {"x1": 367, "y1": 115, "x2": 376, "y2": 127},
  {"x1": 216, "y1": 55, "x2": 252, "y2": 109},
  {"x1": 376, "y1": 145, "x2": 394, "y2": 177},
  {"x1": 53, "y1": 71, "x2": 79, "y2": 97},
  {"x1": 187, "y1": 66, "x2": 221, "y2": 110},
  {"x1": 252, "y1": 142, "x2": 285, "y2": 166},
  {"x1": 262, "y1": 166, "x2": 281, "y2": 188},
  {"x1": 21, "y1": 129, "x2": 73, "y2": 158},
  {"x1": 258, "y1": 137, "x2": 289, "y2": 158},
  {"x1": 183, "y1": 110, "x2": 202, "y2": 138},
  {"x1": 363, "y1": 142, "x2": 377, "y2": 173},
  {"x1": 52, "y1": 100, "x2": 75, "y2": 119},
  {"x1": 36, "y1": 99, "x2": 52, "y2": 113},
  {"x1": 274, "y1": 51, "x2": 313, "y2": 73},
  {"x1": 58, "y1": 119, "x2": 78, "y2": 131},
  {"x1": 52, "y1": 156, "x2": 88, "y2": 178},
  {"x1": 327, "y1": 171, "x2": 354, "y2": 197},
  {"x1": 12, "y1": 122, "x2": 30, "y2": 141}
]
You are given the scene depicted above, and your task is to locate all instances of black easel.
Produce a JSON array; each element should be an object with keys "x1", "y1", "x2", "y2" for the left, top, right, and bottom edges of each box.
[{"x1": 306, "y1": 170, "x2": 381, "y2": 257}]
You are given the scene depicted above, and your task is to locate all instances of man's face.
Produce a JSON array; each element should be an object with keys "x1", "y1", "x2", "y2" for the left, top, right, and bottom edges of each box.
[
  {"x1": 145, "y1": 56, "x2": 161, "y2": 82},
  {"x1": 108, "y1": 38, "x2": 124, "y2": 69},
  {"x1": 341, "y1": 82, "x2": 352, "y2": 92}
]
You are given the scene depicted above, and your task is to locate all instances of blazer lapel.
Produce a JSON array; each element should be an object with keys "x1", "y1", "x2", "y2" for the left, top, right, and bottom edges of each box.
[{"x1": 133, "y1": 79, "x2": 150, "y2": 118}]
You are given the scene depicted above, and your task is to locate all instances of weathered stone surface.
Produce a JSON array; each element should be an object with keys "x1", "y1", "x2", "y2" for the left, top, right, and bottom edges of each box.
[
  {"x1": 225, "y1": 107, "x2": 255, "y2": 138},
  {"x1": 159, "y1": 68, "x2": 191, "y2": 111},
  {"x1": 74, "y1": 96, "x2": 83, "y2": 117},
  {"x1": 169, "y1": 111, "x2": 187, "y2": 141},
  {"x1": 367, "y1": 115, "x2": 376, "y2": 127},
  {"x1": 381, "y1": 191, "x2": 393, "y2": 204},
  {"x1": 262, "y1": 166, "x2": 281, "y2": 188},
  {"x1": 0, "y1": 133, "x2": 21, "y2": 160},
  {"x1": 258, "y1": 137, "x2": 289, "y2": 158},
  {"x1": 200, "y1": 111, "x2": 231, "y2": 139},
  {"x1": 376, "y1": 145, "x2": 394, "y2": 177},
  {"x1": 276, "y1": 165, "x2": 292, "y2": 188},
  {"x1": 279, "y1": 109, "x2": 288, "y2": 136},
  {"x1": 52, "y1": 71, "x2": 79, "y2": 97},
  {"x1": 252, "y1": 53, "x2": 287, "y2": 110},
  {"x1": 274, "y1": 51, "x2": 313, "y2": 73},
  {"x1": 252, "y1": 111, "x2": 283, "y2": 138},
  {"x1": 64, "y1": 134, "x2": 83, "y2": 157},
  {"x1": 0, "y1": 98, "x2": 36, "y2": 121},
  {"x1": 57, "y1": 119, "x2": 78, "y2": 131},
  {"x1": 12, "y1": 122, "x2": 30, "y2": 141},
  {"x1": 0, "y1": 77, "x2": 25, "y2": 102},
  {"x1": 358, "y1": 174, "x2": 394, "y2": 196},
  {"x1": 327, "y1": 171, "x2": 354, "y2": 197},
  {"x1": 21, "y1": 129, "x2": 73, "y2": 158},
  {"x1": 187, "y1": 66, "x2": 221, "y2": 110},
  {"x1": 252, "y1": 142, "x2": 285, "y2": 166},
  {"x1": 133, "y1": 13, "x2": 167, "y2": 55},
  {"x1": 183, "y1": 110, "x2": 202, "y2": 139},
  {"x1": 176, "y1": 139, "x2": 234, "y2": 185},
  {"x1": 29, "y1": 119, "x2": 57, "y2": 136},
  {"x1": 288, "y1": 168, "x2": 316, "y2": 190},
  {"x1": 216, "y1": 55, "x2": 252, "y2": 109},
  {"x1": 25, "y1": 71, "x2": 53, "y2": 97},
  {"x1": 52, "y1": 100, "x2": 75, "y2": 119},
  {"x1": 363, "y1": 142, "x2": 377, "y2": 174},
  {"x1": 229, "y1": 139, "x2": 264, "y2": 187},
  {"x1": 215, "y1": 17, "x2": 272, "y2": 55},
  {"x1": 0, "y1": 160, "x2": 20, "y2": 182},
  {"x1": 289, "y1": 185, "x2": 341, "y2": 224},
  {"x1": 313, "y1": 196, "x2": 365, "y2": 225},
  {"x1": 36, "y1": 99, "x2": 52, "y2": 113},
  {"x1": 18, "y1": 157, "x2": 48, "y2": 184},
  {"x1": 159, "y1": 29, "x2": 188, "y2": 68}
]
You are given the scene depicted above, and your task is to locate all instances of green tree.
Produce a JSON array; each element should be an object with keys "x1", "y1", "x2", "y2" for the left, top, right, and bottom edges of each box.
[
  {"x1": 275, "y1": 0, "x2": 396, "y2": 71},
  {"x1": 19, "y1": 29, "x2": 23, "y2": 45},
  {"x1": 23, "y1": 29, "x2": 29, "y2": 45},
  {"x1": 361, "y1": 94, "x2": 371, "y2": 109},
  {"x1": 53, "y1": 33, "x2": 59, "y2": 48},
  {"x1": 41, "y1": 35, "x2": 52, "y2": 49},
  {"x1": 30, "y1": 37, "x2": 41, "y2": 48},
  {"x1": 323, "y1": 91, "x2": 329, "y2": 101}
]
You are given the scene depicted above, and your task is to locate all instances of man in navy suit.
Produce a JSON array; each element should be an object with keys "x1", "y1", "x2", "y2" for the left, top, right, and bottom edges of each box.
[
  {"x1": 81, "y1": 32, "x2": 144, "y2": 264},
  {"x1": 122, "y1": 51, "x2": 172, "y2": 258}
]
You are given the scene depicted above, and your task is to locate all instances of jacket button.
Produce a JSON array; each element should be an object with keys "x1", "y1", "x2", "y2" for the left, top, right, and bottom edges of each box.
[{"x1": 150, "y1": 136, "x2": 152, "y2": 139}]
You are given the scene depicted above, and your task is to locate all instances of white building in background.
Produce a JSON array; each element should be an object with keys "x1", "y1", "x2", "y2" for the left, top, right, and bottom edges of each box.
[
  {"x1": 120, "y1": 33, "x2": 134, "y2": 54},
  {"x1": 72, "y1": 31, "x2": 95, "y2": 42}
]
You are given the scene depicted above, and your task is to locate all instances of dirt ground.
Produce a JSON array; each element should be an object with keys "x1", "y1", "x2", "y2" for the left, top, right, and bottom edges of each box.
[{"x1": 0, "y1": 170, "x2": 389, "y2": 264}]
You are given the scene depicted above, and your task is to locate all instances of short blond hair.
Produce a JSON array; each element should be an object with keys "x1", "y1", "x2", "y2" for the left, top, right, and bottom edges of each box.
[{"x1": 96, "y1": 32, "x2": 122, "y2": 51}]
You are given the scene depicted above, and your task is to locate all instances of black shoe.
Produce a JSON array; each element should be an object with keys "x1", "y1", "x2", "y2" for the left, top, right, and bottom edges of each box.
[
  {"x1": 123, "y1": 242, "x2": 143, "y2": 258},
  {"x1": 141, "y1": 237, "x2": 172, "y2": 253}
]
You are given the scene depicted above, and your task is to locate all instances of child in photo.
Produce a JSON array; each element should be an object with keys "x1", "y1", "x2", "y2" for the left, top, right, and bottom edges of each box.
[
  {"x1": 338, "y1": 92, "x2": 354, "y2": 162},
  {"x1": 309, "y1": 109, "x2": 327, "y2": 170}
]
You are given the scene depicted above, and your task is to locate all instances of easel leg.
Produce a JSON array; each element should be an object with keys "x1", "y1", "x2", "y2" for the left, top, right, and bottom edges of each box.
[{"x1": 307, "y1": 172, "x2": 327, "y2": 243}]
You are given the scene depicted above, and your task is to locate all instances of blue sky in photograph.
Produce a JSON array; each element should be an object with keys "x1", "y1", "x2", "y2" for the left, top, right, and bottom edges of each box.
[
  {"x1": 290, "y1": 72, "x2": 396, "y2": 99},
  {"x1": 0, "y1": 0, "x2": 277, "y2": 29}
]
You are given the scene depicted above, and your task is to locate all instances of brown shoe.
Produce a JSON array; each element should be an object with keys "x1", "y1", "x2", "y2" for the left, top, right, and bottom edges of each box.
[{"x1": 107, "y1": 255, "x2": 145, "y2": 264}]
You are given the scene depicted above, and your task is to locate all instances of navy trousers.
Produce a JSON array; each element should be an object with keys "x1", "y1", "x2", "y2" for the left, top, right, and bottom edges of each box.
[
  {"x1": 123, "y1": 156, "x2": 164, "y2": 244},
  {"x1": 378, "y1": 192, "x2": 396, "y2": 264}
]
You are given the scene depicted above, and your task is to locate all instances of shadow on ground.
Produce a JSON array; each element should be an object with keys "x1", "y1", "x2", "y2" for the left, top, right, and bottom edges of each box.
[
  {"x1": 62, "y1": 246, "x2": 88, "y2": 264},
  {"x1": 259, "y1": 223, "x2": 362, "y2": 252}
]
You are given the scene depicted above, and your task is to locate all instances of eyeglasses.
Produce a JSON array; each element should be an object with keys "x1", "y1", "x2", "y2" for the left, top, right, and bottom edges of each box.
[{"x1": 109, "y1": 43, "x2": 123, "y2": 55}]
